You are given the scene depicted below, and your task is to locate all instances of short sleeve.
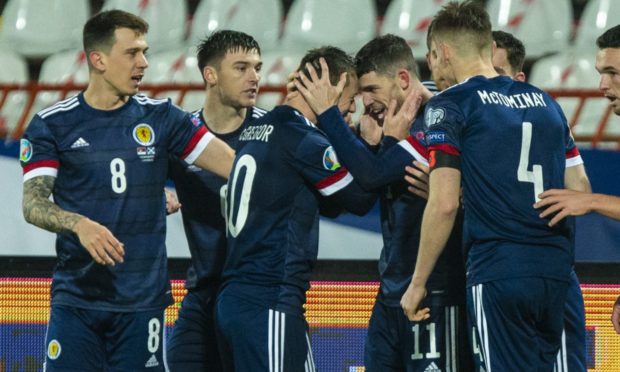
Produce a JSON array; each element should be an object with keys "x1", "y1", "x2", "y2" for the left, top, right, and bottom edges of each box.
[
  {"x1": 166, "y1": 105, "x2": 214, "y2": 164},
  {"x1": 21, "y1": 115, "x2": 59, "y2": 182},
  {"x1": 423, "y1": 96, "x2": 466, "y2": 156},
  {"x1": 292, "y1": 130, "x2": 354, "y2": 196}
]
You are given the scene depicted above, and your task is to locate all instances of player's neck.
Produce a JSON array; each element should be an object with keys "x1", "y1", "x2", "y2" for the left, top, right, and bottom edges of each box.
[
  {"x1": 203, "y1": 96, "x2": 247, "y2": 135},
  {"x1": 83, "y1": 81, "x2": 130, "y2": 111},
  {"x1": 454, "y1": 57, "x2": 499, "y2": 83},
  {"x1": 284, "y1": 92, "x2": 317, "y2": 123}
]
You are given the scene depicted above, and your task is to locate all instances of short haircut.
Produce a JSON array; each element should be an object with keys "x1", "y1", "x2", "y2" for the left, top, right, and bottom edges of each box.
[
  {"x1": 196, "y1": 30, "x2": 261, "y2": 73},
  {"x1": 596, "y1": 25, "x2": 620, "y2": 49},
  {"x1": 430, "y1": 0, "x2": 492, "y2": 55},
  {"x1": 492, "y1": 30, "x2": 526, "y2": 73},
  {"x1": 297, "y1": 46, "x2": 356, "y2": 87},
  {"x1": 83, "y1": 10, "x2": 148, "y2": 55},
  {"x1": 355, "y1": 34, "x2": 418, "y2": 78}
]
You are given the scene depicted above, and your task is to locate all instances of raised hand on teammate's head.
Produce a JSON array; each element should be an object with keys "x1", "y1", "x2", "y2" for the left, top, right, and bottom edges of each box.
[
  {"x1": 382, "y1": 88, "x2": 423, "y2": 140},
  {"x1": 293, "y1": 57, "x2": 346, "y2": 116}
]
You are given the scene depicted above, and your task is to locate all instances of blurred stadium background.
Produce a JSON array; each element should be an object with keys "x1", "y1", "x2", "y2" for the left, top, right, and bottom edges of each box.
[{"x1": 1, "y1": 0, "x2": 620, "y2": 370}]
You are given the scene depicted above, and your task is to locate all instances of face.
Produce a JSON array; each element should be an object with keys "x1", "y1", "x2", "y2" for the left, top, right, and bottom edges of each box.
[
  {"x1": 100, "y1": 27, "x2": 149, "y2": 96},
  {"x1": 358, "y1": 71, "x2": 403, "y2": 123},
  {"x1": 212, "y1": 48, "x2": 262, "y2": 108},
  {"x1": 596, "y1": 47, "x2": 620, "y2": 115},
  {"x1": 337, "y1": 74, "x2": 359, "y2": 121}
]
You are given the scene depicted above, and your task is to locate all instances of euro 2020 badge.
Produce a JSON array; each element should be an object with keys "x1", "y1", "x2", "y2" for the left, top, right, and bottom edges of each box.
[
  {"x1": 133, "y1": 123, "x2": 156, "y2": 162},
  {"x1": 20, "y1": 138, "x2": 33, "y2": 162},
  {"x1": 47, "y1": 339, "x2": 61, "y2": 360},
  {"x1": 322, "y1": 146, "x2": 341, "y2": 171}
]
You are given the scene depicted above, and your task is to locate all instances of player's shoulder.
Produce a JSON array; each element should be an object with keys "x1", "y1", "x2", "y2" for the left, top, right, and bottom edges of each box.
[
  {"x1": 249, "y1": 106, "x2": 268, "y2": 120},
  {"x1": 36, "y1": 94, "x2": 81, "y2": 121},
  {"x1": 131, "y1": 94, "x2": 170, "y2": 107}
]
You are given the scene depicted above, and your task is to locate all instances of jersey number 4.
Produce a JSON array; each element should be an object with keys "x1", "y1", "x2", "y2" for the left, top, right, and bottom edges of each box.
[
  {"x1": 225, "y1": 154, "x2": 257, "y2": 237},
  {"x1": 517, "y1": 122, "x2": 544, "y2": 202}
]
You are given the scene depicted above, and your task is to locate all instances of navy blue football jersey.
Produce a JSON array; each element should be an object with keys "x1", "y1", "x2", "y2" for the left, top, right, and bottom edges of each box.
[
  {"x1": 220, "y1": 105, "x2": 375, "y2": 316},
  {"x1": 168, "y1": 106, "x2": 267, "y2": 289},
  {"x1": 318, "y1": 107, "x2": 465, "y2": 307},
  {"x1": 20, "y1": 93, "x2": 214, "y2": 311},
  {"x1": 423, "y1": 75, "x2": 583, "y2": 285}
]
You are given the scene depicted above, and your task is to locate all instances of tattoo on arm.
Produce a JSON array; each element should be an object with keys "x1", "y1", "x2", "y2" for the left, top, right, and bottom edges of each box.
[{"x1": 22, "y1": 176, "x2": 84, "y2": 234}]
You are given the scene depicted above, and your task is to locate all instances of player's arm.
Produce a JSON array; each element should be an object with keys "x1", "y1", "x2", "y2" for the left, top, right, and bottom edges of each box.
[
  {"x1": 23, "y1": 176, "x2": 124, "y2": 265},
  {"x1": 401, "y1": 151, "x2": 461, "y2": 321},
  {"x1": 317, "y1": 106, "x2": 428, "y2": 190},
  {"x1": 192, "y1": 136, "x2": 235, "y2": 179}
]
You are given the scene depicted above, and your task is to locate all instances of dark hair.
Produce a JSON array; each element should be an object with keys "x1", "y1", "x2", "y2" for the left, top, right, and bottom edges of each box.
[
  {"x1": 596, "y1": 25, "x2": 620, "y2": 49},
  {"x1": 492, "y1": 30, "x2": 526, "y2": 73},
  {"x1": 83, "y1": 10, "x2": 148, "y2": 54},
  {"x1": 297, "y1": 46, "x2": 356, "y2": 86},
  {"x1": 355, "y1": 34, "x2": 418, "y2": 78},
  {"x1": 430, "y1": 0, "x2": 492, "y2": 53},
  {"x1": 196, "y1": 30, "x2": 261, "y2": 73}
]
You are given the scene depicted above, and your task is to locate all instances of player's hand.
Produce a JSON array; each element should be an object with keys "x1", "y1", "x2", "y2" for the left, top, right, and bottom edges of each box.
[
  {"x1": 382, "y1": 88, "x2": 423, "y2": 140},
  {"x1": 612, "y1": 296, "x2": 620, "y2": 334},
  {"x1": 359, "y1": 114, "x2": 382, "y2": 146},
  {"x1": 405, "y1": 161, "x2": 430, "y2": 199},
  {"x1": 293, "y1": 57, "x2": 347, "y2": 116},
  {"x1": 400, "y1": 281, "x2": 430, "y2": 321},
  {"x1": 165, "y1": 188, "x2": 182, "y2": 215},
  {"x1": 533, "y1": 189, "x2": 593, "y2": 226},
  {"x1": 73, "y1": 218, "x2": 125, "y2": 266}
]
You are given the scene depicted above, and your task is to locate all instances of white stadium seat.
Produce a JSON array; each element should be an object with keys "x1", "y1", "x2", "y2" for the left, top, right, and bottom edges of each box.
[
  {"x1": 280, "y1": 0, "x2": 376, "y2": 54},
  {"x1": 0, "y1": 0, "x2": 89, "y2": 58},
  {"x1": 381, "y1": 0, "x2": 449, "y2": 59},
  {"x1": 190, "y1": 0, "x2": 282, "y2": 52},
  {"x1": 0, "y1": 48, "x2": 29, "y2": 137},
  {"x1": 487, "y1": 0, "x2": 572, "y2": 58},
  {"x1": 102, "y1": 0, "x2": 187, "y2": 53},
  {"x1": 574, "y1": 0, "x2": 620, "y2": 53}
]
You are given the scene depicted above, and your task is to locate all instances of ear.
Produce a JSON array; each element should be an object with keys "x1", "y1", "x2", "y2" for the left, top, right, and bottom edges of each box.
[
  {"x1": 514, "y1": 71, "x2": 527, "y2": 82},
  {"x1": 203, "y1": 66, "x2": 217, "y2": 86},
  {"x1": 89, "y1": 51, "x2": 105, "y2": 72},
  {"x1": 397, "y1": 68, "x2": 411, "y2": 90},
  {"x1": 492, "y1": 40, "x2": 497, "y2": 56}
]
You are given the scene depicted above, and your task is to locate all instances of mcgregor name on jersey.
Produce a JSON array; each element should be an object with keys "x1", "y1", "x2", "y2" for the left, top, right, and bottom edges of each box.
[{"x1": 239, "y1": 124, "x2": 274, "y2": 142}]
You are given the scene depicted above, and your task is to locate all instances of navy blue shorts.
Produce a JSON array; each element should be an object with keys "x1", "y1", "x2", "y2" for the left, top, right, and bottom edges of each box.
[
  {"x1": 364, "y1": 297, "x2": 473, "y2": 372},
  {"x1": 555, "y1": 270, "x2": 586, "y2": 372},
  {"x1": 468, "y1": 278, "x2": 569, "y2": 371},
  {"x1": 167, "y1": 285, "x2": 222, "y2": 371},
  {"x1": 43, "y1": 305, "x2": 166, "y2": 371},
  {"x1": 215, "y1": 293, "x2": 315, "y2": 372}
]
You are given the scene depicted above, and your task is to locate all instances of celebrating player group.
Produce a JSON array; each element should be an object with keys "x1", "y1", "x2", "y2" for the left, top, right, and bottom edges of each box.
[{"x1": 19, "y1": 1, "x2": 620, "y2": 371}]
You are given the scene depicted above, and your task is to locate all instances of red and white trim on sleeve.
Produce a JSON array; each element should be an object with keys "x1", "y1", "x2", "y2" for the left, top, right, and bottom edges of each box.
[
  {"x1": 182, "y1": 126, "x2": 215, "y2": 164},
  {"x1": 428, "y1": 144, "x2": 460, "y2": 156},
  {"x1": 398, "y1": 136, "x2": 430, "y2": 166},
  {"x1": 23, "y1": 160, "x2": 59, "y2": 182},
  {"x1": 315, "y1": 168, "x2": 354, "y2": 196},
  {"x1": 565, "y1": 147, "x2": 583, "y2": 168}
]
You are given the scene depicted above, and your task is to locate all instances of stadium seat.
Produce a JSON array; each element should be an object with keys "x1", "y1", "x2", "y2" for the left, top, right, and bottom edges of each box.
[
  {"x1": 0, "y1": 0, "x2": 89, "y2": 58},
  {"x1": 190, "y1": 0, "x2": 282, "y2": 52},
  {"x1": 142, "y1": 46, "x2": 205, "y2": 111},
  {"x1": 102, "y1": 0, "x2": 187, "y2": 53},
  {"x1": 487, "y1": 0, "x2": 572, "y2": 58},
  {"x1": 573, "y1": 0, "x2": 620, "y2": 52},
  {"x1": 0, "y1": 48, "x2": 29, "y2": 137},
  {"x1": 280, "y1": 0, "x2": 376, "y2": 54},
  {"x1": 529, "y1": 51, "x2": 620, "y2": 142},
  {"x1": 380, "y1": 0, "x2": 448, "y2": 59},
  {"x1": 256, "y1": 49, "x2": 304, "y2": 110}
]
